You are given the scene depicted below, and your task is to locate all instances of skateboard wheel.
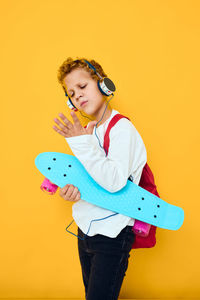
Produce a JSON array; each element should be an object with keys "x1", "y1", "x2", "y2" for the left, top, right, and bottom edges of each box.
[
  {"x1": 40, "y1": 177, "x2": 58, "y2": 195},
  {"x1": 132, "y1": 219, "x2": 151, "y2": 237}
]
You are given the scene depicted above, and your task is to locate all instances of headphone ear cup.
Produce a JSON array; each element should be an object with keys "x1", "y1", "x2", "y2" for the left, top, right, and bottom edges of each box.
[
  {"x1": 67, "y1": 98, "x2": 78, "y2": 111},
  {"x1": 64, "y1": 86, "x2": 78, "y2": 111},
  {"x1": 98, "y1": 78, "x2": 116, "y2": 96}
]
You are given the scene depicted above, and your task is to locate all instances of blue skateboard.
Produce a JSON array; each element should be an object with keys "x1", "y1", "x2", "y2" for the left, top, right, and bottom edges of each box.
[{"x1": 35, "y1": 152, "x2": 184, "y2": 231}]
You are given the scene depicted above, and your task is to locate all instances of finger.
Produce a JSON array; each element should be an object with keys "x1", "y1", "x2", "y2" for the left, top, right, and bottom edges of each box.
[
  {"x1": 54, "y1": 118, "x2": 69, "y2": 131},
  {"x1": 52, "y1": 125, "x2": 68, "y2": 137},
  {"x1": 63, "y1": 184, "x2": 74, "y2": 196},
  {"x1": 59, "y1": 185, "x2": 73, "y2": 200},
  {"x1": 58, "y1": 113, "x2": 73, "y2": 129},
  {"x1": 59, "y1": 185, "x2": 69, "y2": 195},
  {"x1": 70, "y1": 111, "x2": 82, "y2": 129},
  {"x1": 73, "y1": 192, "x2": 81, "y2": 202},
  {"x1": 67, "y1": 186, "x2": 79, "y2": 200},
  {"x1": 59, "y1": 188, "x2": 64, "y2": 197}
]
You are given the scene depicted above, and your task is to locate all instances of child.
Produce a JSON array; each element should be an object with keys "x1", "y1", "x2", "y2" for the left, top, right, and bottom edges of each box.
[{"x1": 53, "y1": 57, "x2": 147, "y2": 300}]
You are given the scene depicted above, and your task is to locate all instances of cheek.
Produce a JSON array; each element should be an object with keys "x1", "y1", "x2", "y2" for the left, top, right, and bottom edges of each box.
[{"x1": 89, "y1": 84, "x2": 102, "y2": 99}]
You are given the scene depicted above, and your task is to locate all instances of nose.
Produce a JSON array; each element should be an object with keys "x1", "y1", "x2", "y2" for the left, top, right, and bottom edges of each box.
[{"x1": 75, "y1": 91, "x2": 83, "y2": 103}]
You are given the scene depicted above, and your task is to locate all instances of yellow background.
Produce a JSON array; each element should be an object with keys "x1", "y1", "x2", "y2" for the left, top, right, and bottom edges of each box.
[{"x1": 0, "y1": 0, "x2": 199, "y2": 299}]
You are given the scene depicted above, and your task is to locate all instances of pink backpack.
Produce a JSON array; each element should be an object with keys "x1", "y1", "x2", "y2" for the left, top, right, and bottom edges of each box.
[{"x1": 103, "y1": 113, "x2": 159, "y2": 249}]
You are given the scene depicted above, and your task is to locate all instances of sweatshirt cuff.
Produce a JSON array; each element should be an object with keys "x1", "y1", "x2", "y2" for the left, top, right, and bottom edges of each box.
[{"x1": 65, "y1": 134, "x2": 99, "y2": 153}]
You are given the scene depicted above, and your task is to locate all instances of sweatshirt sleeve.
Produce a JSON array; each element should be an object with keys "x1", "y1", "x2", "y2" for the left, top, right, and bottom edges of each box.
[{"x1": 65, "y1": 118, "x2": 147, "y2": 193}]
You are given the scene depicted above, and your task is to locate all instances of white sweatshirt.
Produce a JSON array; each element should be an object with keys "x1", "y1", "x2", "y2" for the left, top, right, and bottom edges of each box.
[{"x1": 65, "y1": 109, "x2": 147, "y2": 238}]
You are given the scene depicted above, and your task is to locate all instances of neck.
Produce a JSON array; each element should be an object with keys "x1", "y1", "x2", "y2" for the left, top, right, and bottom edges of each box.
[{"x1": 92, "y1": 103, "x2": 112, "y2": 127}]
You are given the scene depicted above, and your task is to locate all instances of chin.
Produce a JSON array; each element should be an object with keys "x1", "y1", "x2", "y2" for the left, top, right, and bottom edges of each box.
[{"x1": 81, "y1": 106, "x2": 93, "y2": 115}]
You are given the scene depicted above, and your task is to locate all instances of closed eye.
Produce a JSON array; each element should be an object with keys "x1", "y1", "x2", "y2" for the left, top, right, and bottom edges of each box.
[{"x1": 71, "y1": 85, "x2": 87, "y2": 97}]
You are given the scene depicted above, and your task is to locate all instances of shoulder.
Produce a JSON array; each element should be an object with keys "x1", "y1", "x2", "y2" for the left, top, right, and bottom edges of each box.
[
  {"x1": 109, "y1": 114, "x2": 146, "y2": 146},
  {"x1": 109, "y1": 114, "x2": 139, "y2": 136}
]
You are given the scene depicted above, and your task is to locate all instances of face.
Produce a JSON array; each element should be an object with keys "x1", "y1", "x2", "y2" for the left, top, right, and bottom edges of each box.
[{"x1": 64, "y1": 68, "x2": 107, "y2": 118}]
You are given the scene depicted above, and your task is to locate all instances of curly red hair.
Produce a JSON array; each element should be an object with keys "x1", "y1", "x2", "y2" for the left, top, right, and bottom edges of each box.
[{"x1": 57, "y1": 57, "x2": 107, "y2": 90}]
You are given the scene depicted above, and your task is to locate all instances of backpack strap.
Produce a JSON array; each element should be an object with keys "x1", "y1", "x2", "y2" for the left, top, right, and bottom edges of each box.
[
  {"x1": 103, "y1": 114, "x2": 130, "y2": 156},
  {"x1": 103, "y1": 114, "x2": 132, "y2": 181}
]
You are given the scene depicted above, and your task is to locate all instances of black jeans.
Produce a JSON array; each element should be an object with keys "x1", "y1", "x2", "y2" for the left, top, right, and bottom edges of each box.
[{"x1": 77, "y1": 225, "x2": 135, "y2": 300}]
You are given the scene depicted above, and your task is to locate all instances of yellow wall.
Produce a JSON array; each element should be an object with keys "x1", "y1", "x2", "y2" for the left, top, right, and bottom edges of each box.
[{"x1": 0, "y1": 0, "x2": 199, "y2": 298}]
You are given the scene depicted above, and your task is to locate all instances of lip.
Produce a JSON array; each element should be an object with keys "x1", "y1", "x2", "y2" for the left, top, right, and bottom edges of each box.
[{"x1": 80, "y1": 101, "x2": 88, "y2": 107}]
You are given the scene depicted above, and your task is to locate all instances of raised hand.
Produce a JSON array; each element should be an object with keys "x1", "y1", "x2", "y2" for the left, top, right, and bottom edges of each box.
[{"x1": 53, "y1": 111, "x2": 97, "y2": 137}]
